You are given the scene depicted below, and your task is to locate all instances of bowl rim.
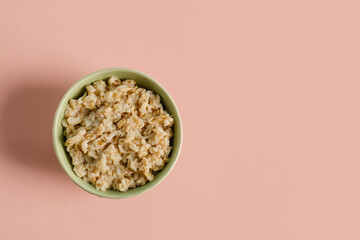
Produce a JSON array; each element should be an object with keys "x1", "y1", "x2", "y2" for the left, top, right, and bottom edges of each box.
[{"x1": 52, "y1": 67, "x2": 182, "y2": 199}]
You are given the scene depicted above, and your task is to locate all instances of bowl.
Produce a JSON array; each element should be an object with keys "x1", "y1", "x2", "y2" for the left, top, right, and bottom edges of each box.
[{"x1": 52, "y1": 68, "x2": 182, "y2": 198}]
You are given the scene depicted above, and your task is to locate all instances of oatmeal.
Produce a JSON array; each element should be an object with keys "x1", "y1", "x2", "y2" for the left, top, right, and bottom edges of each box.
[{"x1": 62, "y1": 77, "x2": 174, "y2": 192}]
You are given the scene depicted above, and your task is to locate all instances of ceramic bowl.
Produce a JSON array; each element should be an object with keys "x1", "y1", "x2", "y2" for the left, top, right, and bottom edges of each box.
[{"x1": 52, "y1": 68, "x2": 182, "y2": 198}]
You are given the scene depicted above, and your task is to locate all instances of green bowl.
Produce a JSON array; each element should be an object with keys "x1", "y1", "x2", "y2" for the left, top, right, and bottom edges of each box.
[{"x1": 52, "y1": 68, "x2": 182, "y2": 198}]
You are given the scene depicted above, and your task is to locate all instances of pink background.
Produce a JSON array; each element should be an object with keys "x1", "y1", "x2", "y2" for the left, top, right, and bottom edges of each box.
[{"x1": 1, "y1": 0, "x2": 360, "y2": 239}]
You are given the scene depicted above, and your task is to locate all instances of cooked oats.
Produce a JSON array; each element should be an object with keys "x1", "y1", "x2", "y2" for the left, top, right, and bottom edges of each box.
[{"x1": 62, "y1": 77, "x2": 174, "y2": 192}]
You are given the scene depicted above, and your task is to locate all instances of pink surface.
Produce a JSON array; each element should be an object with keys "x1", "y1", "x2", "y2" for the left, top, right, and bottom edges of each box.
[{"x1": 1, "y1": 0, "x2": 360, "y2": 239}]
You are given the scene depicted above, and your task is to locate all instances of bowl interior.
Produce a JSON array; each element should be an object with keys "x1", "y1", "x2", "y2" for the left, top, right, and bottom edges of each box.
[{"x1": 53, "y1": 68, "x2": 182, "y2": 198}]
